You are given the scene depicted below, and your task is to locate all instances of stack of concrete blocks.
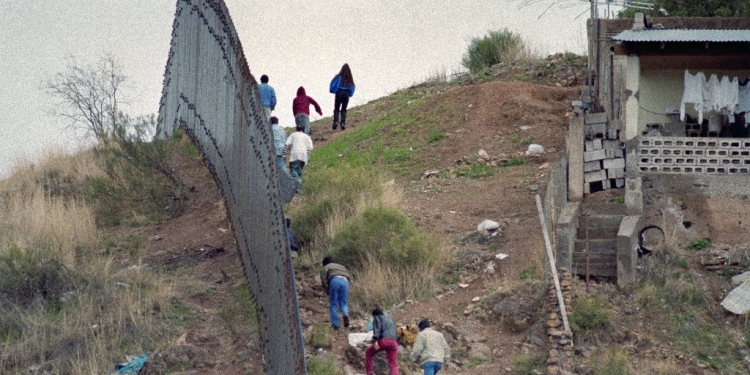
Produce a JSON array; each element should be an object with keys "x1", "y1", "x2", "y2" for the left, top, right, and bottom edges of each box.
[
  {"x1": 546, "y1": 267, "x2": 574, "y2": 375},
  {"x1": 582, "y1": 112, "x2": 625, "y2": 193},
  {"x1": 638, "y1": 137, "x2": 750, "y2": 174}
]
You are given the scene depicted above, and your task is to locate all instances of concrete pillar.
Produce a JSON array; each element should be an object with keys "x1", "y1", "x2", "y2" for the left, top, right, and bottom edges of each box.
[
  {"x1": 625, "y1": 177, "x2": 643, "y2": 215},
  {"x1": 625, "y1": 55, "x2": 640, "y2": 140},
  {"x1": 568, "y1": 117, "x2": 584, "y2": 201},
  {"x1": 555, "y1": 202, "x2": 581, "y2": 271},
  {"x1": 617, "y1": 215, "x2": 642, "y2": 287}
]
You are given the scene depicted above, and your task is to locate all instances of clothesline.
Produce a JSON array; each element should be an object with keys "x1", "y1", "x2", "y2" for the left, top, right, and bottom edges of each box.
[{"x1": 680, "y1": 70, "x2": 750, "y2": 124}]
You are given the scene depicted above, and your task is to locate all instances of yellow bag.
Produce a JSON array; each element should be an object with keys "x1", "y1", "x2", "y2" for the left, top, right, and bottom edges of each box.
[{"x1": 397, "y1": 325, "x2": 419, "y2": 347}]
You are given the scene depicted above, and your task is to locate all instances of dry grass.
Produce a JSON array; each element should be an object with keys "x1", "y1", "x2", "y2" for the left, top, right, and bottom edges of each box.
[{"x1": 0, "y1": 151, "x2": 178, "y2": 374}]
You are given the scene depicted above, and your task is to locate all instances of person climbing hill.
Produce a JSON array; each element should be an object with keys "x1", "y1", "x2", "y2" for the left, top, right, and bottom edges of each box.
[
  {"x1": 283, "y1": 123, "x2": 313, "y2": 180},
  {"x1": 330, "y1": 63, "x2": 355, "y2": 131},
  {"x1": 292, "y1": 86, "x2": 322, "y2": 135}
]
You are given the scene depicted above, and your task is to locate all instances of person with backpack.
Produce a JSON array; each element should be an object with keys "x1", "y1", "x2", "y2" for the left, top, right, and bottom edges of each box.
[
  {"x1": 292, "y1": 86, "x2": 322, "y2": 135},
  {"x1": 283, "y1": 123, "x2": 313, "y2": 180},
  {"x1": 329, "y1": 63, "x2": 355, "y2": 130}
]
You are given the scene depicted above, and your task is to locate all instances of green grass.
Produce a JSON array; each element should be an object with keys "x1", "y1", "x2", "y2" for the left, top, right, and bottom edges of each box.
[
  {"x1": 592, "y1": 347, "x2": 631, "y2": 375},
  {"x1": 685, "y1": 238, "x2": 713, "y2": 250},
  {"x1": 511, "y1": 354, "x2": 545, "y2": 374},
  {"x1": 518, "y1": 266, "x2": 539, "y2": 281},
  {"x1": 428, "y1": 128, "x2": 445, "y2": 145},
  {"x1": 467, "y1": 356, "x2": 485, "y2": 368},
  {"x1": 455, "y1": 162, "x2": 495, "y2": 178},
  {"x1": 570, "y1": 296, "x2": 611, "y2": 339},
  {"x1": 307, "y1": 355, "x2": 343, "y2": 375},
  {"x1": 310, "y1": 324, "x2": 333, "y2": 349},
  {"x1": 462, "y1": 28, "x2": 528, "y2": 74}
]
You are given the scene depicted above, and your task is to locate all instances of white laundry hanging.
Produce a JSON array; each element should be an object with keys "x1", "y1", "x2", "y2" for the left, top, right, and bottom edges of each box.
[{"x1": 680, "y1": 70, "x2": 706, "y2": 123}]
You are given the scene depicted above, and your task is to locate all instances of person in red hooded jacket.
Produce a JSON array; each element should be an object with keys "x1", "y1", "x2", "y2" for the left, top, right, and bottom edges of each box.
[{"x1": 292, "y1": 86, "x2": 322, "y2": 135}]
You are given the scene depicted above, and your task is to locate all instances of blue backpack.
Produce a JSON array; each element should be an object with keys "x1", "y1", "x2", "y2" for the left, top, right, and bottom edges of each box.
[{"x1": 329, "y1": 75, "x2": 341, "y2": 94}]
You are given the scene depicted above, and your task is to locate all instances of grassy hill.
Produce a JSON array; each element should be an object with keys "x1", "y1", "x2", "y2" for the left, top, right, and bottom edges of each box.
[{"x1": 2, "y1": 52, "x2": 749, "y2": 374}]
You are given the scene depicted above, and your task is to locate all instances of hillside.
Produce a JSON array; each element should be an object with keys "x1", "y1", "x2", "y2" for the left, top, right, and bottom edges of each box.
[{"x1": 3, "y1": 52, "x2": 749, "y2": 375}]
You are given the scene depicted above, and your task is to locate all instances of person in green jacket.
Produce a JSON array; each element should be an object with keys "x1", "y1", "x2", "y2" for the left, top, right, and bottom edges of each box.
[
  {"x1": 320, "y1": 256, "x2": 351, "y2": 330},
  {"x1": 408, "y1": 320, "x2": 451, "y2": 375}
]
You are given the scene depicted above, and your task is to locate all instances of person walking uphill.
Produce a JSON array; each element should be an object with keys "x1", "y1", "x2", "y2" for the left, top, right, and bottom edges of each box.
[
  {"x1": 258, "y1": 74, "x2": 276, "y2": 121},
  {"x1": 330, "y1": 63, "x2": 355, "y2": 130},
  {"x1": 320, "y1": 257, "x2": 350, "y2": 330},
  {"x1": 365, "y1": 308, "x2": 399, "y2": 375},
  {"x1": 283, "y1": 124, "x2": 313, "y2": 180},
  {"x1": 408, "y1": 320, "x2": 451, "y2": 375},
  {"x1": 292, "y1": 86, "x2": 322, "y2": 135},
  {"x1": 270, "y1": 117, "x2": 287, "y2": 174}
]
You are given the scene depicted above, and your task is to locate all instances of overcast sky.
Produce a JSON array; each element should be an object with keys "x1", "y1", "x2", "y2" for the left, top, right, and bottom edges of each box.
[{"x1": 0, "y1": 0, "x2": 611, "y2": 178}]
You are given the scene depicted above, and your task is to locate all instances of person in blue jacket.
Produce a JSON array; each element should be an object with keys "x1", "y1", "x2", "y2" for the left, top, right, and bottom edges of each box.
[
  {"x1": 259, "y1": 74, "x2": 277, "y2": 122},
  {"x1": 329, "y1": 64, "x2": 355, "y2": 130}
]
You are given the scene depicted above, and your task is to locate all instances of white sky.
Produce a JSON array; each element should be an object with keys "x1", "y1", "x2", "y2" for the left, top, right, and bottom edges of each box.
[{"x1": 0, "y1": 0, "x2": 610, "y2": 178}]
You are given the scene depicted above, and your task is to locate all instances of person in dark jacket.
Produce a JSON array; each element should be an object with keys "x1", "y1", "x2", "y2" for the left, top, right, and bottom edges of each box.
[
  {"x1": 320, "y1": 257, "x2": 351, "y2": 330},
  {"x1": 286, "y1": 218, "x2": 298, "y2": 257},
  {"x1": 292, "y1": 86, "x2": 322, "y2": 135},
  {"x1": 329, "y1": 63, "x2": 355, "y2": 131},
  {"x1": 365, "y1": 308, "x2": 399, "y2": 375}
]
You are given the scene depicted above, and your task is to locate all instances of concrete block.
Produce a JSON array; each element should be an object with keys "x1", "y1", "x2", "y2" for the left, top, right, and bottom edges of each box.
[
  {"x1": 614, "y1": 149, "x2": 624, "y2": 158},
  {"x1": 625, "y1": 191, "x2": 643, "y2": 215},
  {"x1": 585, "y1": 112, "x2": 607, "y2": 125},
  {"x1": 572, "y1": 100, "x2": 583, "y2": 107},
  {"x1": 617, "y1": 215, "x2": 642, "y2": 287},
  {"x1": 607, "y1": 128, "x2": 619, "y2": 140},
  {"x1": 584, "y1": 170, "x2": 607, "y2": 183},
  {"x1": 584, "y1": 149, "x2": 606, "y2": 162},
  {"x1": 584, "y1": 182, "x2": 591, "y2": 195},
  {"x1": 603, "y1": 158, "x2": 625, "y2": 169},
  {"x1": 585, "y1": 139, "x2": 602, "y2": 151},
  {"x1": 607, "y1": 168, "x2": 625, "y2": 179},
  {"x1": 584, "y1": 161, "x2": 602, "y2": 172},
  {"x1": 602, "y1": 140, "x2": 621, "y2": 150},
  {"x1": 555, "y1": 202, "x2": 580, "y2": 271},
  {"x1": 568, "y1": 117, "x2": 584, "y2": 202},
  {"x1": 615, "y1": 178, "x2": 625, "y2": 187},
  {"x1": 585, "y1": 123, "x2": 607, "y2": 138},
  {"x1": 609, "y1": 119, "x2": 622, "y2": 130}
]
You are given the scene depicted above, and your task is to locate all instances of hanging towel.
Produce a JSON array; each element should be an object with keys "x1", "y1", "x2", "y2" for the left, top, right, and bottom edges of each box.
[
  {"x1": 718, "y1": 76, "x2": 739, "y2": 113},
  {"x1": 680, "y1": 70, "x2": 706, "y2": 122},
  {"x1": 737, "y1": 80, "x2": 750, "y2": 114}
]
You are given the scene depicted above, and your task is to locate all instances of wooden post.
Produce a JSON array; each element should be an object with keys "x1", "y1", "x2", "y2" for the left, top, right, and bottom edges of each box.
[{"x1": 535, "y1": 195, "x2": 571, "y2": 334}]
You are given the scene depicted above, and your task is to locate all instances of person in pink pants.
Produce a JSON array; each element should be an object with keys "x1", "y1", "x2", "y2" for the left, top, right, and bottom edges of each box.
[{"x1": 365, "y1": 308, "x2": 399, "y2": 375}]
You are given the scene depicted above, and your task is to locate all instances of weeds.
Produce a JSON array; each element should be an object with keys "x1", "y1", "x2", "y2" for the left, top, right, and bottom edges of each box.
[
  {"x1": 519, "y1": 266, "x2": 539, "y2": 281},
  {"x1": 685, "y1": 238, "x2": 713, "y2": 250},
  {"x1": 310, "y1": 324, "x2": 333, "y2": 349},
  {"x1": 428, "y1": 128, "x2": 445, "y2": 145},
  {"x1": 570, "y1": 296, "x2": 611, "y2": 341},
  {"x1": 511, "y1": 354, "x2": 544, "y2": 374},
  {"x1": 455, "y1": 162, "x2": 495, "y2": 178},
  {"x1": 307, "y1": 354, "x2": 343, "y2": 375},
  {"x1": 592, "y1": 347, "x2": 631, "y2": 375},
  {"x1": 462, "y1": 28, "x2": 530, "y2": 74}
]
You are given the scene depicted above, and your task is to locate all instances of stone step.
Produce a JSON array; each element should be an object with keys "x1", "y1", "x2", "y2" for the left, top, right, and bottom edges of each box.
[
  {"x1": 580, "y1": 202, "x2": 626, "y2": 216},
  {"x1": 572, "y1": 252, "x2": 617, "y2": 277},
  {"x1": 576, "y1": 214, "x2": 624, "y2": 231},
  {"x1": 574, "y1": 239, "x2": 617, "y2": 253},
  {"x1": 576, "y1": 226, "x2": 619, "y2": 240}
]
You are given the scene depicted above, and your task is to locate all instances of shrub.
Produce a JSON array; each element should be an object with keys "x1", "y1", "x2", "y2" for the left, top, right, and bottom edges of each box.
[
  {"x1": 291, "y1": 165, "x2": 383, "y2": 250},
  {"x1": 0, "y1": 244, "x2": 77, "y2": 309},
  {"x1": 462, "y1": 29, "x2": 529, "y2": 74},
  {"x1": 329, "y1": 205, "x2": 440, "y2": 270},
  {"x1": 86, "y1": 117, "x2": 188, "y2": 226}
]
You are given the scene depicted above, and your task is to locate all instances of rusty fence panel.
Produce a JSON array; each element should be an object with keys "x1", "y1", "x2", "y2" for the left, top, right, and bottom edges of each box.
[{"x1": 156, "y1": 1, "x2": 306, "y2": 373}]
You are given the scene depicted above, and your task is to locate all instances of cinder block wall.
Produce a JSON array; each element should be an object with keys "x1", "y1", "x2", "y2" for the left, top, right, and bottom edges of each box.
[{"x1": 637, "y1": 136, "x2": 750, "y2": 174}]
